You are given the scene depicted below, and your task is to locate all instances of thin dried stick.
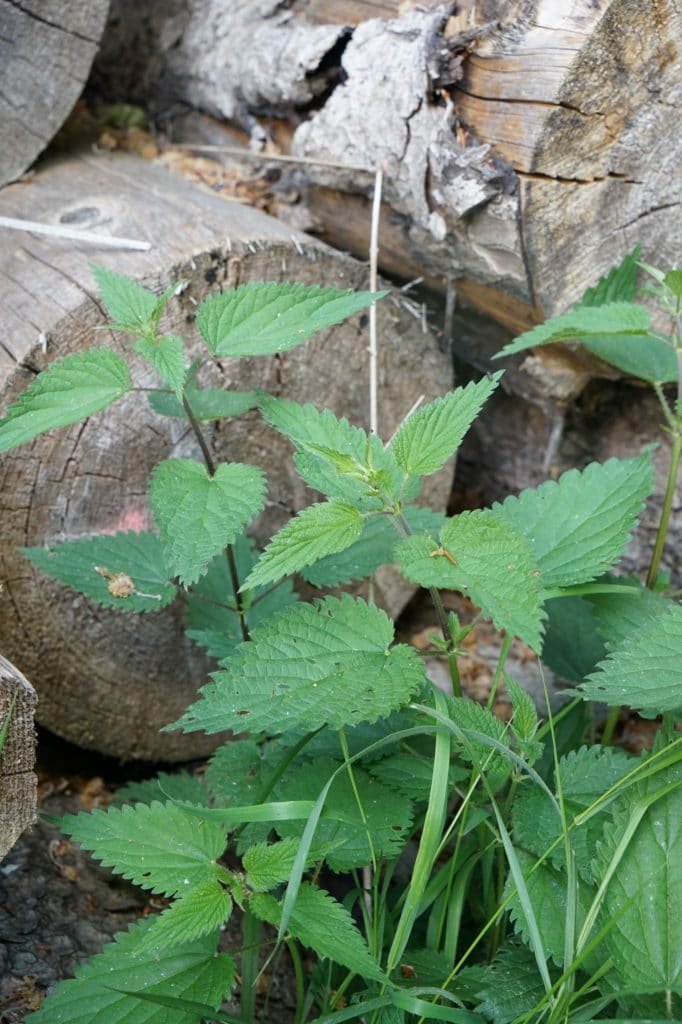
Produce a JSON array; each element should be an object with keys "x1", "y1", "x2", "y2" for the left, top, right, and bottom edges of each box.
[
  {"x1": 368, "y1": 167, "x2": 384, "y2": 436},
  {"x1": 173, "y1": 142, "x2": 375, "y2": 176},
  {"x1": 0, "y1": 216, "x2": 151, "y2": 251}
]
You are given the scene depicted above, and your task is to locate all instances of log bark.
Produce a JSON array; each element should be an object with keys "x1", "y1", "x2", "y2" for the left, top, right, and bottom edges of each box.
[
  {"x1": 0, "y1": 150, "x2": 454, "y2": 761},
  {"x1": 0, "y1": 655, "x2": 37, "y2": 860},
  {"x1": 0, "y1": 0, "x2": 110, "y2": 187}
]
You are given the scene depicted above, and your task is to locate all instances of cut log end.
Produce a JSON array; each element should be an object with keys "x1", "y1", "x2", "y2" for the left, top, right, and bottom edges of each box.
[
  {"x1": 0, "y1": 656, "x2": 37, "y2": 861},
  {"x1": 0, "y1": 151, "x2": 454, "y2": 761}
]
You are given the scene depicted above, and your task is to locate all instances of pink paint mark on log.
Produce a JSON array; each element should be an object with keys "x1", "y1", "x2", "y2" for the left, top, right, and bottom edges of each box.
[{"x1": 100, "y1": 508, "x2": 149, "y2": 536}]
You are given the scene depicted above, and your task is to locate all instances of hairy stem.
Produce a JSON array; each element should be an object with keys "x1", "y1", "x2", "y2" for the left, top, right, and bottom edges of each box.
[
  {"x1": 646, "y1": 430, "x2": 681, "y2": 589},
  {"x1": 182, "y1": 394, "x2": 249, "y2": 642}
]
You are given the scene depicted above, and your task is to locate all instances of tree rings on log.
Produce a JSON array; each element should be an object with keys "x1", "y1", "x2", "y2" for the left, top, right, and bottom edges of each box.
[{"x1": 0, "y1": 151, "x2": 454, "y2": 761}]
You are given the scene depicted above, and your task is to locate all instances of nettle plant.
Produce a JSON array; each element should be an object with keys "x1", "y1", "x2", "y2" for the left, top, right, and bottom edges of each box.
[{"x1": 1, "y1": 249, "x2": 680, "y2": 1024}]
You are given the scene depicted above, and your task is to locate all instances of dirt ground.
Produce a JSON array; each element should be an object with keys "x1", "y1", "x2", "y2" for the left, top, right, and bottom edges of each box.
[{"x1": 0, "y1": 731, "x2": 298, "y2": 1024}]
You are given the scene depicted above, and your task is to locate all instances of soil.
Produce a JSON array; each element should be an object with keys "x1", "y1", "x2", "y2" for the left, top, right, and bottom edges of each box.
[{"x1": 0, "y1": 731, "x2": 298, "y2": 1024}]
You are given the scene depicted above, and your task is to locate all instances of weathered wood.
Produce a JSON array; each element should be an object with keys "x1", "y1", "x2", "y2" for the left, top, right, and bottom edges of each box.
[
  {"x1": 0, "y1": 655, "x2": 37, "y2": 860},
  {"x1": 0, "y1": 150, "x2": 454, "y2": 761},
  {"x1": 94, "y1": 0, "x2": 681, "y2": 403},
  {"x1": 0, "y1": 0, "x2": 110, "y2": 187}
]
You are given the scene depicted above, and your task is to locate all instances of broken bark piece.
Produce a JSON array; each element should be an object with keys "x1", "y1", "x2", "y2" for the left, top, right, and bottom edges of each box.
[
  {"x1": 0, "y1": 0, "x2": 110, "y2": 186},
  {"x1": 0, "y1": 655, "x2": 37, "y2": 861},
  {"x1": 0, "y1": 150, "x2": 453, "y2": 761}
]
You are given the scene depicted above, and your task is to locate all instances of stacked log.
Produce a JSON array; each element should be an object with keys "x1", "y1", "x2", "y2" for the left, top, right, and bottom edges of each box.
[{"x1": 0, "y1": 151, "x2": 453, "y2": 761}]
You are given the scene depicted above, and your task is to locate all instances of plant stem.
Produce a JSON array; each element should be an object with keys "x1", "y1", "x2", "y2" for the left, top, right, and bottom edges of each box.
[
  {"x1": 604, "y1": 364, "x2": 682, "y2": 742},
  {"x1": 182, "y1": 393, "x2": 216, "y2": 474},
  {"x1": 240, "y1": 910, "x2": 261, "y2": 1023},
  {"x1": 182, "y1": 393, "x2": 250, "y2": 642},
  {"x1": 600, "y1": 705, "x2": 620, "y2": 747},
  {"x1": 646, "y1": 430, "x2": 682, "y2": 589},
  {"x1": 430, "y1": 587, "x2": 462, "y2": 697},
  {"x1": 487, "y1": 632, "x2": 513, "y2": 710},
  {"x1": 286, "y1": 939, "x2": 306, "y2": 1024},
  {"x1": 392, "y1": 510, "x2": 462, "y2": 696}
]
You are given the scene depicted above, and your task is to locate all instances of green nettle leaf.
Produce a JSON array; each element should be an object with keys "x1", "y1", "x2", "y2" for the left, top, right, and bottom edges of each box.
[
  {"x1": 389, "y1": 374, "x2": 501, "y2": 478},
  {"x1": 587, "y1": 575, "x2": 672, "y2": 650},
  {"x1": 302, "y1": 507, "x2": 445, "y2": 588},
  {"x1": 197, "y1": 281, "x2": 386, "y2": 357},
  {"x1": 22, "y1": 532, "x2": 176, "y2": 613},
  {"x1": 468, "y1": 942, "x2": 548, "y2": 1024},
  {"x1": 113, "y1": 771, "x2": 209, "y2": 809},
  {"x1": 0, "y1": 349, "x2": 131, "y2": 453},
  {"x1": 397, "y1": 510, "x2": 545, "y2": 651},
  {"x1": 138, "y1": 879, "x2": 232, "y2": 951},
  {"x1": 495, "y1": 302, "x2": 650, "y2": 354},
  {"x1": 594, "y1": 762, "x2": 682, "y2": 995},
  {"x1": 242, "y1": 501, "x2": 364, "y2": 591},
  {"x1": 446, "y1": 696, "x2": 512, "y2": 793},
  {"x1": 204, "y1": 739, "x2": 265, "y2": 805},
  {"x1": 580, "y1": 601, "x2": 682, "y2": 715},
  {"x1": 578, "y1": 246, "x2": 640, "y2": 307},
  {"x1": 92, "y1": 265, "x2": 175, "y2": 335},
  {"x1": 150, "y1": 459, "x2": 266, "y2": 586},
  {"x1": 59, "y1": 802, "x2": 228, "y2": 897},
  {"x1": 259, "y1": 394, "x2": 369, "y2": 455},
  {"x1": 368, "y1": 751, "x2": 466, "y2": 802},
  {"x1": 275, "y1": 758, "x2": 413, "y2": 870},
  {"x1": 259, "y1": 394, "x2": 403, "y2": 507},
  {"x1": 244, "y1": 837, "x2": 332, "y2": 892},
  {"x1": 249, "y1": 883, "x2": 386, "y2": 981},
  {"x1": 541, "y1": 596, "x2": 606, "y2": 682},
  {"x1": 504, "y1": 674, "x2": 538, "y2": 745},
  {"x1": 505, "y1": 850, "x2": 595, "y2": 968},
  {"x1": 148, "y1": 387, "x2": 257, "y2": 422},
  {"x1": 135, "y1": 334, "x2": 186, "y2": 396},
  {"x1": 512, "y1": 745, "x2": 634, "y2": 882},
  {"x1": 184, "y1": 539, "x2": 298, "y2": 661},
  {"x1": 495, "y1": 454, "x2": 654, "y2": 589},
  {"x1": 664, "y1": 268, "x2": 682, "y2": 298},
  {"x1": 203, "y1": 739, "x2": 280, "y2": 855},
  {"x1": 25, "y1": 920, "x2": 235, "y2": 1024},
  {"x1": 496, "y1": 297, "x2": 676, "y2": 383},
  {"x1": 579, "y1": 331, "x2": 677, "y2": 383},
  {"x1": 172, "y1": 595, "x2": 426, "y2": 736}
]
